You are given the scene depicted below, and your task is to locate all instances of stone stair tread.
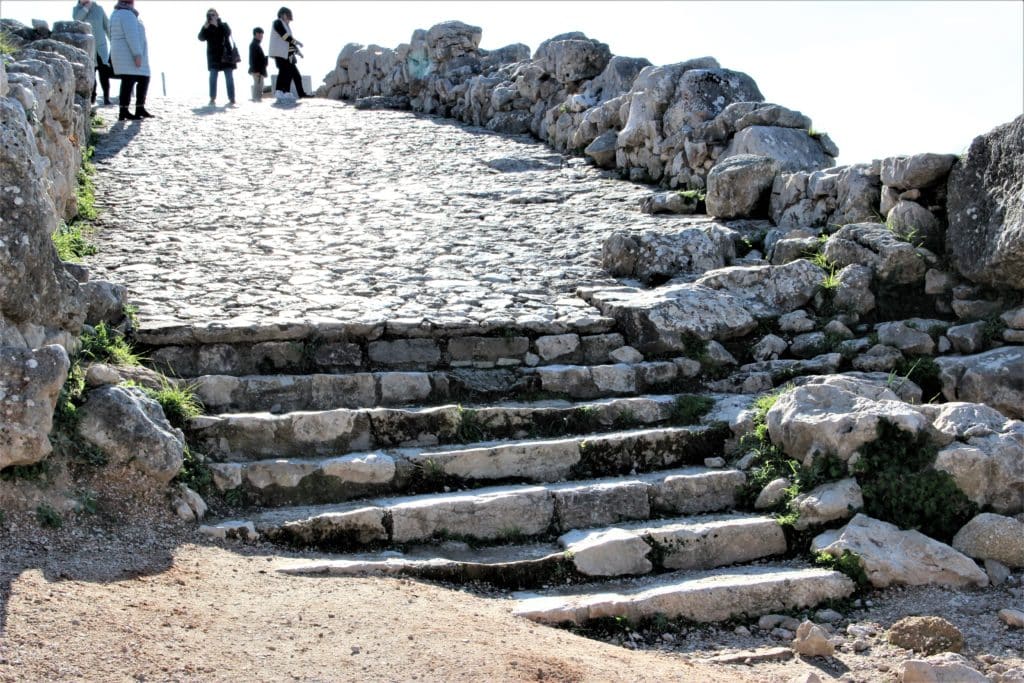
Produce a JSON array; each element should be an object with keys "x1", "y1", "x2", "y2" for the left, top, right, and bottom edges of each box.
[
  {"x1": 275, "y1": 512, "x2": 782, "y2": 579},
  {"x1": 211, "y1": 466, "x2": 735, "y2": 528},
  {"x1": 511, "y1": 564, "x2": 856, "y2": 625}
]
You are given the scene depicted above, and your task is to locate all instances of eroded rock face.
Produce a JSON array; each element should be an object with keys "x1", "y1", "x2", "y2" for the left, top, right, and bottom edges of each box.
[
  {"x1": 823, "y1": 223, "x2": 928, "y2": 286},
  {"x1": 936, "y1": 346, "x2": 1024, "y2": 420},
  {"x1": 76, "y1": 385, "x2": 186, "y2": 483},
  {"x1": 0, "y1": 345, "x2": 70, "y2": 468},
  {"x1": 601, "y1": 223, "x2": 735, "y2": 284},
  {"x1": 811, "y1": 514, "x2": 989, "y2": 589},
  {"x1": 766, "y1": 376, "x2": 931, "y2": 466},
  {"x1": 946, "y1": 114, "x2": 1024, "y2": 289},
  {"x1": 705, "y1": 154, "x2": 777, "y2": 219}
]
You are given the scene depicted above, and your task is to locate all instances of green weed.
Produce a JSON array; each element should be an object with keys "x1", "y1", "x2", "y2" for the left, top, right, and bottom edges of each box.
[
  {"x1": 852, "y1": 420, "x2": 977, "y2": 542},
  {"x1": 174, "y1": 446, "x2": 213, "y2": 495},
  {"x1": 79, "y1": 322, "x2": 141, "y2": 366},
  {"x1": 36, "y1": 504, "x2": 63, "y2": 529},
  {"x1": 814, "y1": 549, "x2": 869, "y2": 589},
  {"x1": 668, "y1": 394, "x2": 714, "y2": 425},
  {"x1": 139, "y1": 378, "x2": 203, "y2": 430},
  {"x1": 52, "y1": 221, "x2": 97, "y2": 262},
  {"x1": 455, "y1": 405, "x2": 487, "y2": 444}
]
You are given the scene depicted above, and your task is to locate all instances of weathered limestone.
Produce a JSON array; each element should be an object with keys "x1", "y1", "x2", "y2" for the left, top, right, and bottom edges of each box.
[
  {"x1": 0, "y1": 345, "x2": 70, "y2": 468},
  {"x1": 705, "y1": 154, "x2": 778, "y2": 219},
  {"x1": 823, "y1": 223, "x2": 928, "y2": 286},
  {"x1": 936, "y1": 346, "x2": 1024, "y2": 420},
  {"x1": 952, "y1": 513, "x2": 1024, "y2": 568},
  {"x1": 76, "y1": 385, "x2": 186, "y2": 483},
  {"x1": 513, "y1": 566, "x2": 854, "y2": 625},
  {"x1": 601, "y1": 222, "x2": 736, "y2": 284},
  {"x1": 946, "y1": 114, "x2": 1024, "y2": 289},
  {"x1": 811, "y1": 514, "x2": 989, "y2": 589}
]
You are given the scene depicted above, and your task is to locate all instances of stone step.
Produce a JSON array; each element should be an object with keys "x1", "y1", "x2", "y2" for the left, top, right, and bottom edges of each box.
[
  {"x1": 199, "y1": 467, "x2": 747, "y2": 551},
  {"x1": 189, "y1": 354, "x2": 708, "y2": 412},
  {"x1": 275, "y1": 514, "x2": 787, "y2": 589},
  {"x1": 512, "y1": 564, "x2": 856, "y2": 626},
  {"x1": 205, "y1": 424, "x2": 726, "y2": 505},
  {"x1": 139, "y1": 323, "x2": 642, "y2": 377},
  {"x1": 189, "y1": 396, "x2": 732, "y2": 463}
]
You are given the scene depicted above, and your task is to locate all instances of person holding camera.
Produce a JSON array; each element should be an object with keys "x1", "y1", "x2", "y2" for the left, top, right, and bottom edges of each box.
[
  {"x1": 268, "y1": 6, "x2": 308, "y2": 101},
  {"x1": 72, "y1": 0, "x2": 114, "y2": 105},
  {"x1": 198, "y1": 7, "x2": 237, "y2": 106}
]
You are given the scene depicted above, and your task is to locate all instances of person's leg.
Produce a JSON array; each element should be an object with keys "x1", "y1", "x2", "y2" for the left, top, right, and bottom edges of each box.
[
  {"x1": 273, "y1": 57, "x2": 292, "y2": 95},
  {"x1": 91, "y1": 67, "x2": 98, "y2": 104},
  {"x1": 252, "y1": 74, "x2": 263, "y2": 101},
  {"x1": 97, "y1": 54, "x2": 111, "y2": 104},
  {"x1": 209, "y1": 69, "x2": 218, "y2": 103},
  {"x1": 135, "y1": 76, "x2": 153, "y2": 117},
  {"x1": 118, "y1": 75, "x2": 137, "y2": 119},
  {"x1": 293, "y1": 63, "x2": 307, "y2": 98},
  {"x1": 225, "y1": 69, "x2": 235, "y2": 103}
]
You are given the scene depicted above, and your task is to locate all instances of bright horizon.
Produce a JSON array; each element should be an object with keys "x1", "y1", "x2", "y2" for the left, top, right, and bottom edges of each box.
[{"x1": 3, "y1": 0, "x2": 1022, "y2": 166}]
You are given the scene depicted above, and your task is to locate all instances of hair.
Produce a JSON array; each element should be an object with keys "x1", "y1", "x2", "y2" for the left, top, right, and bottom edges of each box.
[
  {"x1": 207, "y1": 8, "x2": 217, "y2": 16},
  {"x1": 253, "y1": 27, "x2": 264, "y2": 35},
  {"x1": 277, "y1": 6, "x2": 292, "y2": 19}
]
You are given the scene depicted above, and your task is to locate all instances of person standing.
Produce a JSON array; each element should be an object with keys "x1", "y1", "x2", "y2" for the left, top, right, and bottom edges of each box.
[
  {"x1": 108, "y1": 0, "x2": 152, "y2": 120},
  {"x1": 268, "y1": 6, "x2": 308, "y2": 101},
  {"x1": 248, "y1": 27, "x2": 268, "y2": 102},
  {"x1": 72, "y1": 0, "x2": 113, "y2": 105},
  {"x1": 198, "y1": 8, "x2": 236, "y2": 106}
]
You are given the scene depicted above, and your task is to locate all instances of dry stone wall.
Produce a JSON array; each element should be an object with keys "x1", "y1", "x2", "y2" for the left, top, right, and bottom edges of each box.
[
  {"x1": 319, "y1": 22, "x2": 836, "y2": 190},
  {"x1": 0, "y1": 19, "x2": 95, "y2": 465}
]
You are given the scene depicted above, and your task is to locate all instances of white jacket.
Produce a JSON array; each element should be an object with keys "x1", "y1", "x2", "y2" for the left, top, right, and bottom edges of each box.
[
  {"x1": 268, "y1": 18, "x2": 296, "y2": 60},
  {"x1": 109, "y1": 7, "x2": 149, "y2": 76}
]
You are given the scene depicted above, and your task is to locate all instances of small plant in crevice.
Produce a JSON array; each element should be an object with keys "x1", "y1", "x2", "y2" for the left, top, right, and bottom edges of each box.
[
  {"x1": 76, "y1": 489, "x2": 99, "y2": 515},
  {"x1": 814, "y1": 549, "x2": 870, "y2": 589},
  {"x1": 0, "y1": 461, "x2": 50, "y2": 483},
  {"x1": 36, "y1": 503, "x2": 63, "y2": 529},
  {"x1": 136, "y1": 378, "x2": 203, "y2": 431},
  {"x1": 455, "y1": 405, "x2": 487, "y2": 444},
  {"x1": 668, "y1": 394, "x2": 714, "y2": 426},
  {"x1": 891, "y1": 355, "x2": 942, "y2": 402},
  {"x1": 981, "y1": 315, "x2": 1007, "y2": 345},
  {"x1": 174, "y1": 445, "x2": 213, "y2": 496},
  {"x1": 79, "y1": 322, "x2": 141, "y2": 367},
  {"x1": 52, "y1": 221, "x2": 98, "y2": 262},
  {"x1": 852, "y1": 420, "x2": 977, "y2": 543}
]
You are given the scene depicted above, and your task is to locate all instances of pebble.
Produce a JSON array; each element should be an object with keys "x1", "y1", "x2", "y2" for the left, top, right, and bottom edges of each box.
[{"x1": 85, "y1": 97, "x2": 695, "y2": 331}]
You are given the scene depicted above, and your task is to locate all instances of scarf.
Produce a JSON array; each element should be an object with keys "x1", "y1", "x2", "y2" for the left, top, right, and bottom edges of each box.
[{"x1": 114, "y1": 1, "x2": 138, "y2": 16}]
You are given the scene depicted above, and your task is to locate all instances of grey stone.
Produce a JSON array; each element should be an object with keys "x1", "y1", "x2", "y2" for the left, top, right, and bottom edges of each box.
[
  {"x1": 0, "y1": 344, "x2": 69, "y2": 468},
  {"x1": 706, "y1": 154, "x2": 778, "y2": 219},
  {"x1": 880, "y1": 153, "x2": 958, "y2": 191}
]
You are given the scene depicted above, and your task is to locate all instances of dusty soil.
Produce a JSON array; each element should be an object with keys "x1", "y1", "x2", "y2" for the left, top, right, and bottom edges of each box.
[{"x1": 1, "y1": 480, "x2": 1022, "y2": 683}]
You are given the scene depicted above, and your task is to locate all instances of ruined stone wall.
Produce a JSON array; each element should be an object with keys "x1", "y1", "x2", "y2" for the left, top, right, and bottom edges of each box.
[{"x1": 0, "y1": 19, "x2": 96, "y2": 466}]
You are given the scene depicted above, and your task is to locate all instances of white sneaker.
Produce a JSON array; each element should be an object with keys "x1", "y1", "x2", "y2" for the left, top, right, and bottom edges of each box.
[{"x1": 208, "y1": 98, "x2": 215, "y2": 106}]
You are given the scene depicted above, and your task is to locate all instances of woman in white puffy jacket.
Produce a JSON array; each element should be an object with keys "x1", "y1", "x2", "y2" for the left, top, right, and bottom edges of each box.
[{"x1": 109, "y1": 0, "x2": 153, "y2": 120}]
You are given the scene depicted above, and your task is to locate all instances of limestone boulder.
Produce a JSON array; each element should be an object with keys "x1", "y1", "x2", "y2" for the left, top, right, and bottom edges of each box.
[
  {"x1": 946, "y1": 114, "x2": 1024, "y2": 289},
  {"x1": 80, "y1": 280, "x2": 128, "y2": 327},
  {"x1": 832, "y1": 264, "x2": 876, "y2": 316},
  {"x1": 790, "y1": 478, "x2": 863, "y2": 530},
  {"x1": 823, "y1": 223, "x2": 927, "y2": 285},
  {"x1": 932, "y1": 420, "x2": 1024, "y2": 514},
  {"x1": 936, "y1": 346, "x2": 1024, "y2": 419},
  {"x1": 638, "y1": 191, "x2": 703, "y2": 215},
  {"x1": 811, "y1": 514, "x2": 988, "y2": 588},
  {"x1": 886, "y1": 200, "x2": 942, "y2": 251},
  {"x1": 535, "y1": 35, "x2": 611, "y2": 85},
  {"x1": 695, "y1": 259, "x2": 824, "y2": 319},
  {"x1": 583, "y1": 129, "x2": 617, "y2": 167},
  {"x1": 76, "y1": 385, "x2": 186, "y2": 484},
  {"x1": 881, "y1": 153, "x2": 958, "y2": 191},
  {"x1": 602, "y1": 223, "x2": 735, "y2": 284},
  {"x1": 888, "y1": 617, "x2": 964, "y2": 655},
  {"x1": 952, "y1": 513, "x2": 1024, "y2": 568},
  {"x1": 766, "y1": 376, "x2": 932, "y2": 466},
  {"x1": 705, "y1": 154, "x2": 778, "y2": 219},
  {"x1": 722, "y1": 126, "x2": 834, "y2": 173},
  {"x1": 560, "y1": 527, "x2": 653, "y2": 576},
  {"x1": 424, "y1": 21, "x2": 481, "y2": 62},
  {"x1": 585, "y1": 284, "x2": 756, "y2": 353},
  {"x1": 0, "y1": 344, "x2": 70, "y2": 468}
]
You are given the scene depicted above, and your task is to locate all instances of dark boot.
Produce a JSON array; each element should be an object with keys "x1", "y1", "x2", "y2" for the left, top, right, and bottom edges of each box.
[
  {"x1": 135, "y1": 107, "x2": 154, "y2": 118},
  {"x1": 119, "y1": 107, "x2": 139, "y2": 121}
]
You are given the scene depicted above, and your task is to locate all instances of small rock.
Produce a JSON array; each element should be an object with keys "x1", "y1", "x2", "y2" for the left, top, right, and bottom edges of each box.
[
  {"x1": 999, "y1": 608, "x2": 1024, "y2": 628},
  {"x1": 900, "y1": 653, "x2": 989, "y2": 683},
  {"x1": 853, "y1": 638, "x2": 870, "y2": 652},
  {"x1": 793, "y1": 620, "x2": 835, "y2": 657},
  {"x1": 734, "y1": 625, "x2": 751, "y2": 637},
  {"x1": 703, "y1": 457, "x2": 726, "y2": 468},
  {"x1": 986, "y1": 559, "x2": 1012, "y2": 586},
  {"x1": 772, "y1": 627, "x2": 795, "y2": 640},
  {"x1": 787, "y1": 673, "x2": 822, "y2": 683},
  {"x1": 815, "y1": 608, "x2": 843, "y2": 623},
  {"x1": 887, "y1": 616, "x2": 964, "y2": 655}
]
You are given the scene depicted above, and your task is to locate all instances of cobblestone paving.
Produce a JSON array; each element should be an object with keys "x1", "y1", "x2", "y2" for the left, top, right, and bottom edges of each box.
[{"x1": 86, "y1": 97, "x2": 681, "y2": 333}]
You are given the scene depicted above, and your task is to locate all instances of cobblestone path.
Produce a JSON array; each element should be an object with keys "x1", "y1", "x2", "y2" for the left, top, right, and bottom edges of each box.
[{"x1": 87, "y1": 97, "x2": 670, "y2": 332}]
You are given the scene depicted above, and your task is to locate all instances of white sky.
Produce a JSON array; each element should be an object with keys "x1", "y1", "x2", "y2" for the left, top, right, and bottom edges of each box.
[{"x1": 3, "y1": 0, "x2": 1022, "y2": 165}]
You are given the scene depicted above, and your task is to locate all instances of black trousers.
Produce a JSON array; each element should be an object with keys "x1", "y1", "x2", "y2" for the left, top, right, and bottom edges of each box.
[
  {"x1": 118, "y1": 74, "x2": 150, "y2": 109},
  {"x1": 273, "y1": 56, "x2": 306, "y2": 97},
  {"x1": 93, "y1": 52, "x2": 113, "y2": 102}
]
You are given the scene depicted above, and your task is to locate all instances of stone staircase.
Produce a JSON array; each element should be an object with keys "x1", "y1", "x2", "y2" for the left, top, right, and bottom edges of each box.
[{"x1": 140, "y1": 319, "x2": 855, "y2": 627}]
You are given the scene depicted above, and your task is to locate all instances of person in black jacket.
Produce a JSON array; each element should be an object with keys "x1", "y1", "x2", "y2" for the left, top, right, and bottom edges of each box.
[
  {"x1": 248, "y1": 27, "x2": 268, "y2": 102},
  {"x1": 198, "y1": 7, "x2": 236, "y2": 106}
]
